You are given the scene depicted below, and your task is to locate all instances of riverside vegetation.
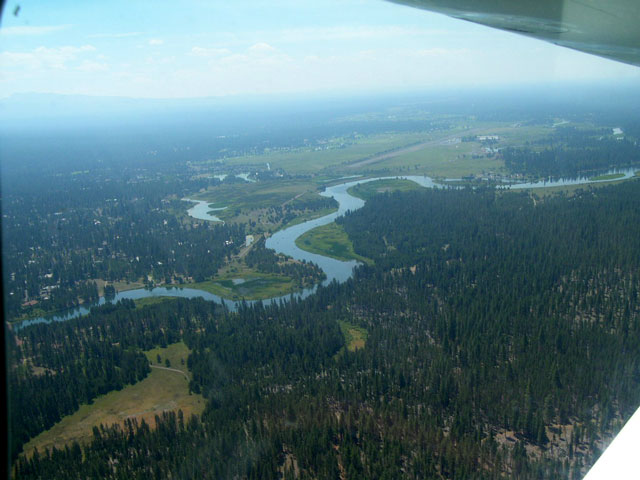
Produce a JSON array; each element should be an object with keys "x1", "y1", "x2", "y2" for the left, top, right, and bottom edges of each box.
[
  {"x1": 6, "y1": 90, "x2": 640, "y2": 479},
  {"x1": 10, "y1": 180, "x2": 640, "y2": 479}
]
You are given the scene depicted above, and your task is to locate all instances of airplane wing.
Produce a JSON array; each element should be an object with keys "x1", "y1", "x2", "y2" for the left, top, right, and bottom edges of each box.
[{"x1": 388, "y1": 0, "x2": 640, "y2": 66}]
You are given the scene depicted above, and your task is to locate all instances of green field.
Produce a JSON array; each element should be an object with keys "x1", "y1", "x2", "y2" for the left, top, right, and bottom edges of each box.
[
  {"x1": 94, "y1": 279, "x2": 145, "y2": 296},
  {"x1": 296, "y1": 222, "x2": 372, "y2": 264},
  {"x1": 366, "y1": 144, "x2": 504, "y2": 177},
  {"x1": 589, "y1": 173, "x2": 625, "y2": 181},
  {"x1": 338, "y1": 320, "x2": 368, "y2": 352},
  {"x1": 190, "y1": 268, "x2": 299, "y2": 300},
  {"x1": 342, "y1": 123, "x2": 559, "y2": 177},
  {"x1": 134, "y1": 296, "x2": 177, "y2": 308},
  {"x1": 216, "y1": 120, "x2": 550, "y2": 177},
  {"x1": 187, "y1": 179, "x2": 338, "y2": 233},
  {"x1": 181, "y1": 121, "x2": 574, "y2": 233},
  {"x1": 347, "y1": 178, "x2": 423, "y2": 200},
  {"x1": 219, "y1": 130, "x2": 507, "y2": 177},
  {"x1": 145, "y1": 341, "x2": 193, "y2": 373},
  {"x1": 280, "y1": 206, "x2": 338, "y2": 229},
  {"x1": 217, "y1": 123, "x2": 559, "y2": 178},
  {"x1": 220, "y1": 132, "x2": 435, "y2": 174},
  {"x1": 22, "y1": 342, "x2": 204, "y2": 457},
  {"x1": 190, "y1": 178, "x2": 321, "y2": 213}
]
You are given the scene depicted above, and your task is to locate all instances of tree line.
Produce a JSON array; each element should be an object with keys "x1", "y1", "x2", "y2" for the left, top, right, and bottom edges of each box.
[
  {"x1": 3, "y1": 172, "x2": 244, "y2": 320},
  {"x1": 502, "y1": 126, "x2": 640, "y2": 177},
  {"x1": 11, "y1": 181, "x2": 640, "y2": 478}
]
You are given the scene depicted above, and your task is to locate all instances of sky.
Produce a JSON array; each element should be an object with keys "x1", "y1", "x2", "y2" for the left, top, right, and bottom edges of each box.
[{"x1": 1, "y1": 0, "x2": 639, "y2": 99}]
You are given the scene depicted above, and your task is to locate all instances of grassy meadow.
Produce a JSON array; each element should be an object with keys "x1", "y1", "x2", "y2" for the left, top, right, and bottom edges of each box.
[
  {"x1": 347, "y1": 178, "x2": 423, "y2": 200},
  {"x1": 338, "y1": 320, "x2": 368, "y2": 352},
  {"x1": 22, "y1": 342, "x2": 203, "y2": 457},
  {"x1": 295, "y1": 222, "x2": 372, "y2": 264}
]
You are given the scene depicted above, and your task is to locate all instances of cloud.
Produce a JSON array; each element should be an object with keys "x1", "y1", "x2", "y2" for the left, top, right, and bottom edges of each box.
[
  {"x1": 212, "y1": 43, "x2": 290, "y2": 68},
  {"x1": 144, "y1": 55, "x2": 176, "y2": 66},
  {"x1": 0, "y1": 24, "x2": 71, "y2": 36},
  {"x1": 76, "y1": 60, "x2": 108, "y2": 72},
  {"x1": 248, "y1": 42, "x2": 277, "y2": 54},
  {"x1": 277, "y1": 26, "x2": 456, "y2": 42},
  {"x1": 1, "y1": 45, "x2": 97, "y2": 70},
  {"x1": 88, "y1": 32, "x2": 142, "y2": 39},
  {"x1": 413, "y1": 47, "x2": 470, "y2": 57},
  {"x1": 148, "y1": 38, "x2": 164, "y2": 46},
  {"x1": 0, "y1": 52, "x2": 36, "y2": 68},
  {"x1": 190, "y1": 46, "x2": 231, "y2": 57}
]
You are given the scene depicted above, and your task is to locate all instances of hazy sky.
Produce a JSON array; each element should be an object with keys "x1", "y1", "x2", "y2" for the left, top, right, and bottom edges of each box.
[{"x1": 1, "y1": 0, "x2": 638, "y2": 98}]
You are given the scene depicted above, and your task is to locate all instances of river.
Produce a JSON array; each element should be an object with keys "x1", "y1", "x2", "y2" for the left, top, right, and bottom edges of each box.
[
  {"x1": 503, "y1": 167, "x2": 637, "y2": 189},
  {"x1": 15, "y1": 168, "x2": 637, "y2": 329},
  {"x1": 182, "y1": 198, "x2": 226, "y2": 222}
]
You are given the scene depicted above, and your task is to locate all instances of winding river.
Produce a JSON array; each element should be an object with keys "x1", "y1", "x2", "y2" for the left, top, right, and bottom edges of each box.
[
  {"x1": 504, "y1": 167, "x2": 637, "y2": 189},
  {"x1": 182, "y1": 198, "x2": 227, "y2": 222},
  {"x1": 15, "y1": 167, "x2": 638, "y2": 329}
]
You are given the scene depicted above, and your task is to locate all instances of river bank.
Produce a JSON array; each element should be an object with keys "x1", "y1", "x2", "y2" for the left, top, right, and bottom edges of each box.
[{"x1": 15, "y1": 168, "x2": 638, "y2": 330}]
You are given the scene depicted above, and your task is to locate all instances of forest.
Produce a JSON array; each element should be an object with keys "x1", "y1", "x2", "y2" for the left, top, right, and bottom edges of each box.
[
  {"x1": 10, "y1": 180, "x2": 640, "y2": 479},
  {"x1": 5, "y1": 93, "x2": 640, "y2": 323},
  {"x1": 245, "y1": 238, "x2": 326, "y2": 287},
  {"x1": 1, "y1": 170, "x2": 247, "y2": 320},
  {"x1": 502, "y1": 126, "x2": 640, "y2": 177}
]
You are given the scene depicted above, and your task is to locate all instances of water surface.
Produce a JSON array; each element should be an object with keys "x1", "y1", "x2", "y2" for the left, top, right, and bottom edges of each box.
[
  {"x1": 16, "y1": 169, "x2": 637, "y2": 329},
  {"x1": 182, "y1": 198, "x2": 226, "y2": 222}
]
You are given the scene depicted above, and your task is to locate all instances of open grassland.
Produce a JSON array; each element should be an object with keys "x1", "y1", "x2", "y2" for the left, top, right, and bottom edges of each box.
[
  {"x1": 191, "y1": 275, "x2": 296, "y2": 300},
  {"x1": 220, "y1": 132, "x2": 435, "y2": 173},
  {"x1": 347, "y1": 178, "x2": 423, "y2": 200},
  {"x1": 145, "y1": 342, "x2": 192, "y2": 374},
  {"x1": 280, "y1": 206, "x2": 338, "y2": 229},
  {"x1": 296, "y1": 222, "x2": 372, "y2": 264},
  {"x1": 346, "y1": 124, "x2": 560, "y2": 177},
  {"x1": 192, "y1": 178, "x2": 321, "y2": 212},
  {"x1": 493, "y1": 124, "x2": 553, "y2": 144},
  {"x1": 220, "y1": 127, "x2": 513, "y2": 177},
  {"x1": 339, "y1": 320, "x2": 368, "y2": 351},
  {"x1": 133, "y1": 296, "x2": 178, "y2": 309},
  {"x1": 334, "y1": 320, "x2": 368, "y2": 360},
  {"x1": 198, "y1": 121, "x2": 590, "y2": 183},
  {"x1": 183, "y1": 123, "x2": 568, "y2": 230},
  {"x1": 94, "y1": 279, "x2": 145, "y2": 296},
  {"x1": 367, "y1": 144, "x2": 504, "y2": 177},
  {"x1": 190, "y1": 263, "x2": 298, "y2": 300},
  {"x1": 589, "y1": 173, "x2": 625, "y2": 181},
  {"x1": 188, "y1": 179, "x2": 339, "y2": 234},
  {"x1": 22, "y1": 342, "x2": 204, "y2": 457}
]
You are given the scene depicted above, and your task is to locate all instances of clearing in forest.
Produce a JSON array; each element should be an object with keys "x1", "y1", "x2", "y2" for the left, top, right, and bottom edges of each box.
[
  {"x1": 22, "y1": 342, "x2": 203, "y2": 456},
  {"x1": 296, "y1": 222, "x2": 372, "y2": 264}
]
